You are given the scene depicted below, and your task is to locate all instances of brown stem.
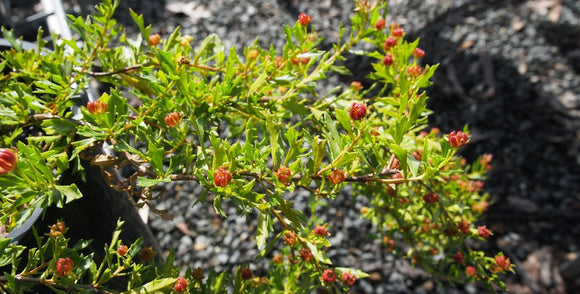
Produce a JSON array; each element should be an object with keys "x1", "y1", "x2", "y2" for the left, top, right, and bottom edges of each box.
[{"x1": 87, "y1": 64, "x2": 143, "y2": 77}]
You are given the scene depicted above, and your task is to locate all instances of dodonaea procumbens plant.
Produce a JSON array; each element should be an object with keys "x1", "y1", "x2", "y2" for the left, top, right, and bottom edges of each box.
[{"x1": 0, "y1": 0, "x2": 512, "y2": 292}]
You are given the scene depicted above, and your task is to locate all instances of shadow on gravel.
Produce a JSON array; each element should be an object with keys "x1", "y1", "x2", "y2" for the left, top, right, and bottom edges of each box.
[
  {"x1": 419, "y1": 1, "x2": 580, "y2": 293},
  {"x1": 341, "y1": 1, "x2": 580, "y2": 292}
]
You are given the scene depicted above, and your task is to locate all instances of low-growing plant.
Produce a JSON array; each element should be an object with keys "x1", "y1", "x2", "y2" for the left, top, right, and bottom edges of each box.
[{"x1": 0, "y1": 0, "x2": 513, "y2": 292}]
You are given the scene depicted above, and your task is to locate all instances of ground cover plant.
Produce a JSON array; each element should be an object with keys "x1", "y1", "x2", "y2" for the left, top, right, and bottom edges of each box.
[{"x1": 0, "y1": 0, "x2": 513, "y2": 292}]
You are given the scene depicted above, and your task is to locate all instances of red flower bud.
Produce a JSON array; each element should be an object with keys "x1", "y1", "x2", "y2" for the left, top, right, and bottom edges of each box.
[
  {"x1": 321, "y1": 269, "x2": 336, "y2": 283},
  {"x1": 174, "y1": 277, "x2": 188, "y2": 293},
  {"x1": 49, "y1": 221, "x2": 67, "y2": 238},
  {"x1": 214, "y1": 166, "x2": 232, "y2": 187},
  {"x1": 283, "y1": 231, "x2": 297, "y2": 245},
  {"x1": 458, "y1": 219, "x2": 470, "y2": 234},
  {"x1": 448, "y1": 130, "x2": 469, "y2": 148},
  {"x1": 349, "y1": 102, "x2": 367, "y2": 121},
  {"x1": 164, "y1": 112, "x2": 181, "y2": 128},
  {"x1": 298, "y1": 12, "x2": 312, "y2": 26},
  {"x1": 472, "y1": 201, "x2": 489, "y2": 213},
  {"x1": 452, "y1": 251, "x2": 464, "y2": 264},
  {"x1": 240, "y1": 267, "x2": 253, "y2": 280},
  {"x1": 341, "y1": 272, "x2": 356, "y2": 286},
  {"x1": 140, "y1": 246, "x2": 155, "y2": 262},
  {"x1": 87, "y1": 100, "x2": 108, "y2": 114},
  {"x1": 465, "y1": 266, "x2": 477, "y2": 277},
  {"x1": 374, "y1": 18, "x2": 386, "y2": 30},
  {"x1": 275, "y1": 165, "x2": 292, "y2": 186},
  {"x1": 351, "y1": 81, "x2": 363, "y2": 91},
  {"x1": 0, "y1": 148, "x2": 18, "y2": 175},
  {"x1": 313, "y1": 225, "x2": 329, "y2": 237},
  {"x1": 191, "y1": 267, "x2": 204, "y2": 281},
  {"x1": 392, "y1": 27, "x2": 405, "y2": 37},
  {"x1": 56, "y1": 257, "x2": 74, "y2": 276},
  {"x1": 300, "y1": 248, "x2": 312, "y2": 262},
  {"x1": 117, "y1": 245, "x2": 128, "y2": 256},
  {"x1": 413, "y1": 47, "x2": 426, "y2": 59},
  {"x1": 327, "y1": 169, "x2": 346, "y2": 185},
  {"x1": 407, "y1": 65, "x2": 423, "y2": 77},
  {"x1": 383, "y1": 37, "x2": 398, "y2": 49},
  {"x1": 493, "y1": 254, "x2": 511, "y2": 272},
  {"x1": 382, "y1": 53, "x2": 394, "y2": 66},
  {"x1": 477, "y1": 226, "x2": 491, "y2": 238},
  {"x1": 422, "y1": 193, "x2": 439, "y2": 204},
  {"x1": 149, "y1": 33, "x2": 161, "y2": 46}
]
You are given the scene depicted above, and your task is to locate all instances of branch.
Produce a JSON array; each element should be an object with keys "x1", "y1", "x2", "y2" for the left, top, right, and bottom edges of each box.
[{"x1": 86, "y1": 64, "x2": 143, "y2": 77}]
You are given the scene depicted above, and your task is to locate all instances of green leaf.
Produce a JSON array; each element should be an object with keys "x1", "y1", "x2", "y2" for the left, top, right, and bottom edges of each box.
[
  {"x1": 54, "y1": 184, "x2": 83, "y2": 204},
  {"x1": 121, "y1": 278, "x2": 175, "y2": 294},
  {"x1": 1, "y1": 27, "x2": 22, "y2": 52},
  {"x1": 137, "y1": 177, "x2": 171, "y2": 187},
  {"x1": 312, "y1": 136, "x2": 326, "y2": 173},
  {"x1": 193, "y1": 34, "x2": 223, "y2": 64},
  {"x1": 255, "y1": 213, "x2": 270, "y2": 251},
  {"x1": 304, "y1": 240, "x2": 331, "y2": 265},
  {"x1": 266, "y1": 118, "x2": 281, "y2": 168},
  {"x1": 407, "y1": 154, "x2": 420, "y2": 177},
  {"x1": 335, "y1": 108, "x2": 353, "y2": 135},
  {"x1": 147, "y1": 140, "x2": 164, "y2": 174},
  {"x1": 0, "y1": 238, "x2": 25, "y2": 267},
  {"x1": 389, "y1": 144, "x2": 408, "y2": 173},
  {"x1": 213, "y1": 195, "x2": 226, "y2": 217},
  {"x1": 333, "y1": 151, "x2": 357, "y2": 168},
  {"x1": 41, "y1": 118, "x2": 78, "y2": 135},
  {"x1": 129, "y1": 9, "x2": 151, "y2": 42},
  {"x1": 278, "y1": 199, "x2": 303, "y2": 230},
  {"x1": 334, "y1": 267, "x2": 370, "y2": 279}
]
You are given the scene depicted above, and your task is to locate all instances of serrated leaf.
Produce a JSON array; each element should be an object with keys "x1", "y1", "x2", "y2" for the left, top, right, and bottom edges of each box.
[
  {"x1": 41, "y1": 118, "x2": 78, "y2": 135},
  {"x1": 54, "y1": 184, "x2": 83, "y2": 204}
]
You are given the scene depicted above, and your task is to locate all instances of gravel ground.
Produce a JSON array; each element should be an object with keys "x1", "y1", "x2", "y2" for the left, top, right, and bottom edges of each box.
[
  {"x1": 120, "y1": 0, "x2": 580, "y2": 293},
  {"x1": 9, "y1": 0, "x2": 579, "y2": 292}
]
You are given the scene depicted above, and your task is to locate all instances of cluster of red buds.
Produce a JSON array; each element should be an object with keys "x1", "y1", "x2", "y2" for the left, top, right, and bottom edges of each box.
[
  {"x1": 56, "y1": 257, "x2": 74, "y2": 276},
  {"x1": 214, "y1": 166, "x2": 233, "y2": 187},
  {"x1": 298, "y1": 12, "x2": 312, "y2": 26},
  {"x1": 164, "y1": 112, "x2": 181, "y2": 128},
  {"x1": 448, "y1": 130, "x2": 469, "y2": 148},
  {"x1": 275, "y1": 165, "x2": 292, "y2": 186},
  {"x1": 48, "y1": 221, "x2": 67, "y2": 238},
  {"x1": 327, "y1": 169, "x2": 346, "y2": 185}
]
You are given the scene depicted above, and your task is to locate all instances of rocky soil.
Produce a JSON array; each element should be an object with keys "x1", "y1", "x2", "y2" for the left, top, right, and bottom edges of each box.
[{"x1": 8, "y1": 0, "x2": 580, "y2": 292}]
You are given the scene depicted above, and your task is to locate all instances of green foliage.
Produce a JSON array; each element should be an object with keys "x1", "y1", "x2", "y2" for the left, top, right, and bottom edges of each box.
[{"x1": 0, "y1": 0, "x2": 513, "y2": 292}]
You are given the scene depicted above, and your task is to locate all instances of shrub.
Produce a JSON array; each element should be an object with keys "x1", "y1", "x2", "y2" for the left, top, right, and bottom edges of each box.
[{"x1": 0, "y1": 0, "x2": 512, "y2": 292}]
